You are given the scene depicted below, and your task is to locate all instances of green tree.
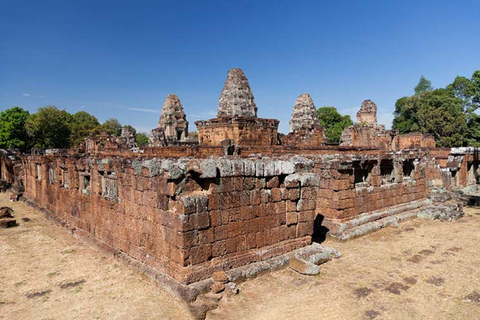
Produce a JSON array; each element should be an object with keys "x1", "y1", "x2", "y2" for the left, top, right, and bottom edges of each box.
[
  {"x1": 317, "y1": 106, "x2": 353, "y2": 144},
  {"x1": 0, "y1": 106, "x2": 30, "y2": 151},
  {"x1": 393, "y1": 89, "x2": 466, "y2": 147},
  {"x1": 414, "y1": 75, "x2": 433, "y2": 95},
  {"x1": 69, "y1": 111, "x2": 100, "y2": 146},
  {"x1": 26, "y1": 106, "x2": 72, "y2": 149},
  {"x1": 100, "y1": 118, "x2": 122, "y2": 136},
  {"x1": 135, "y1": 132, "x2": 149, "y2": 147}
]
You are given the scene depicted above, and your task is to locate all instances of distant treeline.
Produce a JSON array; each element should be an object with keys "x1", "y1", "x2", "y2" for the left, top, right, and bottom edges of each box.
[
  {"x1": 0, "y1": 106, "x2": 148, "y2": 152},
  {"x1": 2, "y1": 68, "x2": 479, "y2": 151}
]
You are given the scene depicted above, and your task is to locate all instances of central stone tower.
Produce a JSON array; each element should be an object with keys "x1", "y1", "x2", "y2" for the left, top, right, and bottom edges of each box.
[{"x1": 195, "y1": 68, "x2": 279, "y2": 148}]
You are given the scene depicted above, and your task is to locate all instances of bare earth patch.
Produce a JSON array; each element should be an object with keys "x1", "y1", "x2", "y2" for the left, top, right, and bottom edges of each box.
[
  {"x1": 207, "y1": 207, "x2": 480, "y2": 319},
  {"x1": 0, "y1": 193, "x2": 192, "y2": 320},
  {"x1": 3, "y1": 193, "x2": 480, "y2": 319}
]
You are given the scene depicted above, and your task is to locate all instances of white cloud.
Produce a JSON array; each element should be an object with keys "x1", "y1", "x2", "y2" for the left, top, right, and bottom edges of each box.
[
  {"x1": 80, "y1": 105, "x2": 86, "y2": 109},
  {"x1": 189, "y1": 110, "x2": 216, "y2": 119},
  {"x1": 128, "y1": 107, "x2": 161, "y2": 114},
  {"x1": 22, "y1": 93, "x2": 30, "y2": 96},
  {"x1": 40, "y1": 95, "x2": 45, "y2": 98}
]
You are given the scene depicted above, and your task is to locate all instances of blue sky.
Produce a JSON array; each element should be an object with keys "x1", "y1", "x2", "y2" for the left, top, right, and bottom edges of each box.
[{"x1": 1, "y1": 0, "x2": 479, "y2": 134}]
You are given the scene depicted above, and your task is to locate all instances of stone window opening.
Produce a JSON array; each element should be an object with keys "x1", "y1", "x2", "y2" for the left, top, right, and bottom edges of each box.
[
  {"x1": 48, "y1": 166, "x2": 55, "y2": 184},
  {"x1": 100, "y1": 171, "x2": 118, "y2": 202},
  {"x1": 467, "y1": 162, "x2": 480, "y2": 186},
  {"x1": 58, "y1": 168, "x2": 69, "y2": 188},
  {"x1": 403, "y1": 160, "x2": 415, "y2": 179},
  {"x1": 380, "y1": 160, "x2": 395, "y2": 184},
  {"x1": 63, "y1": 169, "x2": 69, "y2": 189},
  {"x1": 354, "y1": 161, "x2": 374, "y2": 187},
  {"x1": 80, "y1": 172, "x2": 91, "y2": 195},
  {"x1": 36, "y1": 164, "x2": 42, "y2": 181},
  {"x1": 450, "y1": 169, "x2": 459, "y2": 187}
]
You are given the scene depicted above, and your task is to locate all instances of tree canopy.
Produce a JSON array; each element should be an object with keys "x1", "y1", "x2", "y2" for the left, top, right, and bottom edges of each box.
[
  {"x1": 393, "y1": 70, "x2": 480, "y2": 147},
  {"x1": 317, "y1": 106, "x2": 353, "y2": 144},
  {"x1": 135, "y1": 132, "x2": 149, "y2": 147},
  {"x1": 69, "y1": 111, "x2": 100, "y2": 147},
  {"x1": 414, "y1": 75, "x2": 433, "y2": 95},
  {"x1": 26, "y1": 106, "x2": 72, "y2": 149},
  {"x1": 101, "y1": 118, "x2": 122, "y2": 136},
  {"x1": 0, "y1": 105, "x2": 141, "y2": 151},
  {"x1": 0, "y1": 106, "x2": 30, "y2": 151}
]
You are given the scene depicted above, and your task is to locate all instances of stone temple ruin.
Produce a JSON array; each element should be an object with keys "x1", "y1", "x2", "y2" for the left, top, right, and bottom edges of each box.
[
  {"x1": 0, "y1": 68, "x2": 477, "y2": 316},
  {"x1": 149, "y1": 94, "x2": 189, "y2": 147}
]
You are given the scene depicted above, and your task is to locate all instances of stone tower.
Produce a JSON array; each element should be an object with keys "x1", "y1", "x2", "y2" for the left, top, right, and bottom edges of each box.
[
  {"x1": 217, "y1": 68, "x2": 258, "y2": 118},
  {"x1": 158, "y1": 94, "x2": 188, "y2": 141},
  {"x1": 289, "y1": 94, "x2": 320, "y2": 133},
  {"x1": 195, "y1": 68, "x2": 279, "y2": 147},
  {"x1": 356, "y1": 99, "x2": 377, "y2": 126}
]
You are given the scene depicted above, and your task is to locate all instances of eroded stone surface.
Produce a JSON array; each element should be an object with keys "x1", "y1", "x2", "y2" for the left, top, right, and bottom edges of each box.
[
  {"x1": 155, "y1": 94, "x2": 189, "y2": 143},
  {"x1": 217, "y1": 68, "x2": 257, "y2": 118},
  {"x1": 356, "y1": 99, "x2": 377, "y2": 126},
  {"x1": 289, "y1": 94, "x2": 320, "y2": 133}
]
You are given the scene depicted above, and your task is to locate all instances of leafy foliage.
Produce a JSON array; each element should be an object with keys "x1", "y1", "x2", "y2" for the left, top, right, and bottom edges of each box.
[
  {"x1": 135, "y1": 132, "x2": 149, "y2": 147},
  {"x1": 1, "y1": 105, "x2": 142, "y2": 150},
  {"x1": 393, "y1": 70, "x2": 480, "y2": 147},
  {"x1": 414, "y1": 76, "x2": 433, "y2": 95},
  {"x1": 26, "y1": 106, "x2": 72, "y2": 149},
  {"x1": 100, "y1": 118, "x2": 122, "y2": 136},
  {"x1": 0, "y1": 107, "x2": 30, "y2": 151},
  {"x1": 69, "y1": 111, "x2": 100, "y2": 147},
  {"x1": 317, "y1": 106, "x2": 353, "y2": 144}
]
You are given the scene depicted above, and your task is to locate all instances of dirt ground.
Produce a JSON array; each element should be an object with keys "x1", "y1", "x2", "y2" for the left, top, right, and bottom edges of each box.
[{"x1": 2, "y1": 193, "x2": 480, "y2": 320}]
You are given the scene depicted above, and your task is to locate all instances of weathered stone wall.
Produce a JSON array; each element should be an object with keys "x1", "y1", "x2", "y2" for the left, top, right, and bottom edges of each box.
[
  {"x1": 0, "y1": 150, "x2": 23, "y2": 191},
  {"x1": 6, "y1": 139, "x2": 478, "y2": 289},
  {"x1": 22, "y1": 154, "x2": 317, "y2": 284},
  {"x1": 195, "y1": 117, "x2": 279, "y2": 147},
  {"x1": 340, "y1": 124, "x2": 398, "y2": 150},
  {"x1": 398, "y1": 132, "x2": 436, "y2": 149},
  {"x1": 315, "y1": 152, "x2": 433, "y2": 232}
]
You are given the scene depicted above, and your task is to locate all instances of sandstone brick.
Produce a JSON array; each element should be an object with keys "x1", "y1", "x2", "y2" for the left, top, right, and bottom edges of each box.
[
  {"x1": 286, "y1": 200, "x2": 297, "y2": 212},
  {"x1": 289, "y1": 256, "x2": 320, "y2": 275},
  {"x1": 266, "y1": 176, "x2": 279, "y2": 188},
  {"x1": 212, "y1": 240, "x2": 227, "y2": 257},
  {"x1": 287, "y1": 188, "x2": 300, "y2": 201},
  {"x1": 212, "y1": 271, "x2": 228, "y2": 283},
  {"x1": 286, "y1": 212, "x2": 298, "y2": 226},
  {"x1": 271, "y1": 188, "x2": 282, "y2": 202},
  {"x1": 274, "y1": 201, "x2": 286, "y2": 214},
  {"x1": 244, "y1": 177, "x2": 256, "y2": 190},
  {"x1": 297, "y1": 199, "x2": 316, "y2": 211},
  {"x1": 296, "y1": 220, "x2": 314, "y2": 237}
]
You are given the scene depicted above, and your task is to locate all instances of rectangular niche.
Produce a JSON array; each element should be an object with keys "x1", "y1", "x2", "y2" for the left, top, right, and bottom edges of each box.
[
  {"x1": 36, "y1": 164, "x2": 42, "y2": 181},
  {"x1": 48, "y1": 166, "x2": 55, "y2": 184},
  {"x1": 100, "y1": 171, "x2": 118, "y2": 202},
  {"x1": 403, "y1": 160, "x2": 415, "y2": 178},
  {"x1": 380, "y1": 159, "x2": 395, "y2": 184},
  {"x1": 79, "y1": 172, "x2": 91, "y2": 195},
  {"x1": 354, "y1": 161, "x2": 375, "y2": 187}
]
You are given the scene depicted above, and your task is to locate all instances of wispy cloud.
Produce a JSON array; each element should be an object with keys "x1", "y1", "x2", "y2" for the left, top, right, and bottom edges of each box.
[
  {"x1": 128, "y1": 107, "x2": 161, "y2": 114},
  {"x1": 22, "y1": 93, "x2": 30, "y2": 96},
  {"x1": 80, "y1": 105, "x2": 86, "y2": 109},
  {"x1": 190, "y1": 110, "x2": 216, "y2": 119},
  {"x1": 40, "y1": 95, "x2": 45, "y2": 98}
]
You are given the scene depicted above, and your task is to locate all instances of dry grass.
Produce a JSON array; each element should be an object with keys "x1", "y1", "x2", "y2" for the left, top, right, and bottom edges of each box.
[
  {"x1": 208, "y1": 208, "x2": 480, "y2": 320},
  {"x1": 2, "y1": 192, "x2": 480, "y2": 320},
  {"x1": 0, "y1": 193, "x2": 192, "y2": 320}
]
